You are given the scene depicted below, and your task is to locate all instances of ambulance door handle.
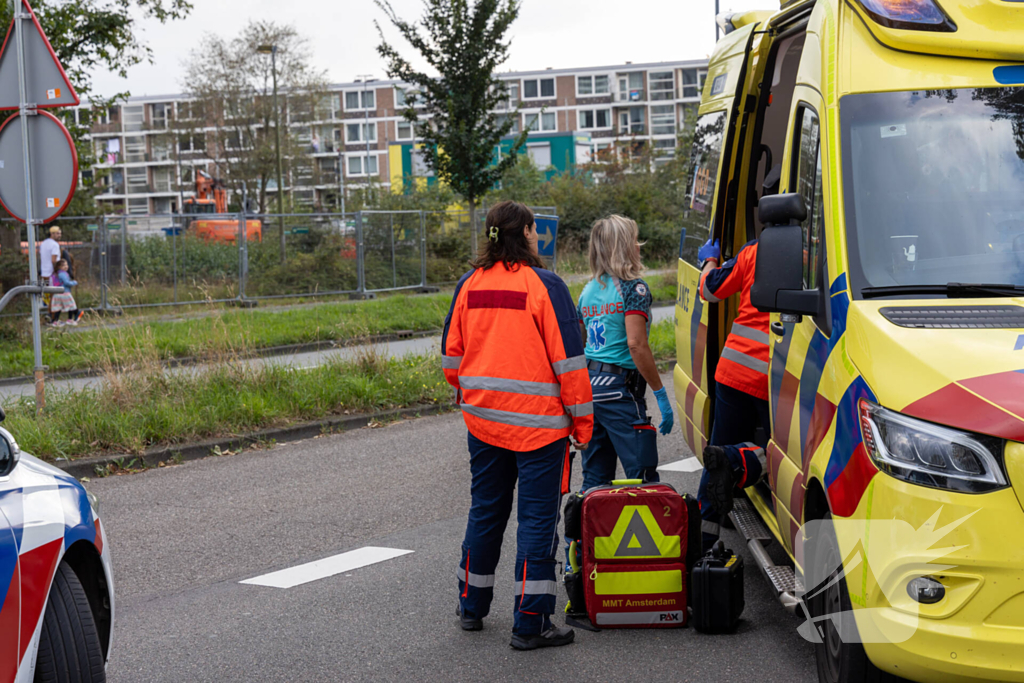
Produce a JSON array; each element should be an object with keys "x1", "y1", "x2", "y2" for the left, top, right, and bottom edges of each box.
[{"x1": 770, "y1": 321, "x2": 786, "y2": 337}]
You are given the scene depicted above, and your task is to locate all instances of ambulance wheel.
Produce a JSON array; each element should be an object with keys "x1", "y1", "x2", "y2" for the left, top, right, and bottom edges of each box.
[
  {"x1": 34, "y1": 562, "x2": 107, "y2": 683},
  {"x1": 807, "y1": 514, "x2": 896, "y2": 683}
]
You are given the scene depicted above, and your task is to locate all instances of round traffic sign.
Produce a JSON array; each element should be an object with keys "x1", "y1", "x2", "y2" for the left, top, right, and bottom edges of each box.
[{"x1": 0, "y1": 109, "x2": 77, "y2": 223}]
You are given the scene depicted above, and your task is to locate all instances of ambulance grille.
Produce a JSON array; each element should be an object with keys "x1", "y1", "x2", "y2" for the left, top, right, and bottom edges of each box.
[{"x1": 880, "y1": 306, "x2": 1024, "y2": 329}]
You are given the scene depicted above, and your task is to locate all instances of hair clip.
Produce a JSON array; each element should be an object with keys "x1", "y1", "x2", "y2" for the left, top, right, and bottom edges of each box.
[{"x1": 488, "y1": 226, "x2": 499, "y2": 242}]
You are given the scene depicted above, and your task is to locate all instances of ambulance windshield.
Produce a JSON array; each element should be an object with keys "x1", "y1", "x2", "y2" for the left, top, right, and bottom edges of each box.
[{"x1": 841, "y1": 87, "x2": 1024, "y2": 298}]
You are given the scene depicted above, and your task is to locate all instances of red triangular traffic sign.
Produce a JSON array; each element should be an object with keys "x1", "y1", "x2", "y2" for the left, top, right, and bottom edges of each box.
[{"x1": 0, "y1": 0, "x2": 79, "y2": 110}]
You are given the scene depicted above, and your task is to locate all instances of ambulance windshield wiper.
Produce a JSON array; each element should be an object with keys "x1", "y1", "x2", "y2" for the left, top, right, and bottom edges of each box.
[{"x1": 861, "y1": 283, "x2": 1024, "y2": 299}]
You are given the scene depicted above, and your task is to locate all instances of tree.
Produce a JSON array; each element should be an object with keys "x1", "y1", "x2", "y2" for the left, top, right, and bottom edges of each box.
[
  {"x1": 0, "y1": 0, "x2": 192, "y2": 293},
  {"x1": 181, "y1": 21, "x2": 329, "y2": 260},
  {"x1": 376, "y1": 0, "x2": 528, "y2": 256}
]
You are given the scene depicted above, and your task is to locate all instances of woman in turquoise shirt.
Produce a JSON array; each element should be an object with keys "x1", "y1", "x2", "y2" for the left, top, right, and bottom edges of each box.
[{"x1": 576, "y1": 215, "x2": 674, "y2": 489}]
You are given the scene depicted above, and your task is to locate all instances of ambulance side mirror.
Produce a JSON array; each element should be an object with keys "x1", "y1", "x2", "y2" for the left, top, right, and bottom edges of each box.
[
  {"x1": 0, "y1": 427, "x2": 19, "y2": 477},
  {"x1": 751, "y1": 193, "x2": 820, "y2": 317}
]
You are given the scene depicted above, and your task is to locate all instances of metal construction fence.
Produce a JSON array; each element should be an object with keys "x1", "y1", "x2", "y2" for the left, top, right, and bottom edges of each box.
[{"x1": 0, "y1": 207, "x2": 557, "y2": 318}]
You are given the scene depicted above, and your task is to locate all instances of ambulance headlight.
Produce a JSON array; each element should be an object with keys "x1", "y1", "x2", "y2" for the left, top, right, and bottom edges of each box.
[{"x1": 859, "y1": 400, "x2": 1007, "y2": 493}]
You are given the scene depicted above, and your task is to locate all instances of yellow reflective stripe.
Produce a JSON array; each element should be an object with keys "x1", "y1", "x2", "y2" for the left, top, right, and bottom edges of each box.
[
  {"x1": 594, "y1": 569, "x2": 682, "y2": 596},
  {"x1": 593, "y1": 505, "x2": 681, "y2": 559}
]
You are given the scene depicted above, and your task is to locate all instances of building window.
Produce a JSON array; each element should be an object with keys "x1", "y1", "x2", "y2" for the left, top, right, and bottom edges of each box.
[
  {"x1": 577, "y1": 75, "x2": 609, "y2": 96},
  {"x1": 396, "y1": 121, "x2": 413, "y2": 140},
  {"x1": 618, "y1": 72, "x2": 644, "y2": 102},
  {"x1": 347, "y1": 155, "x2": 379, "y2": 176},
  {"x1": 578, "y1": 109, "x2": 611, "y2": 130},
  {"x1": 179, "y1": 133, "x2": 205, "y2": 153},
  {"x1": 150, "y1": 103, "x2": 170, "y2": 128},
  {"x1": 496, "y1": 113, "x2": 520, "y2": 134},
  {"x1": 682, "y1": 69, "x2": 705, "y2": 98},
  {"x1": 127, "y1": 197, "x2": 149, "y2": 214},
  {"x1": 649, "y1": 72, "x2": 675, "y2": 101},
  {"x1": 152, "y1": 137, "x2": 172, "y2": 162},
  {"x1": 224, "y1": 130, "x2": 243, "y2": 150},
  {"x1": 650, "y1": 104, "x2": 676, "y2": 135},
  {"x1": 527, "y1": 143, "x2": 551, "y2": 168},
  {"x1": 345, "y1": 122, "x2": 377, "y2": 144},
  {"x1": 345, "y1": 90, "x2": 375, "y2": 111},
  {"x1": 124, "y1": 136, "x2": 146, "y2": 163},
  {"x1": 522, "y1": 78, "x2": 554, "y2": 100},
  {"x1": 153, "y1": 167, "x2": 173, "y2": 192},
  {"x1": 126, "y1": 167, "x2": 148, "y2": 193},
  {"x1": 525, "y1": 112, "x2": 556, "y2": 132},
  {"x1": 619, "y1": 106, "x2": 645, "y2": 135},
  {"x1": 506, "y1": 82, "x2": 519, "y2": 105},
  {"x1": 123, "y1": 105, "x2": 143, "y2": 132},
  {"x1": 177, "y1": 101, "x2": 203, "y2": 121}
]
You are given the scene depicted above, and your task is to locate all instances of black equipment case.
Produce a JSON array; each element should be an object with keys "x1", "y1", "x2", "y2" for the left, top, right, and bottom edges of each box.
[{"x1": 690, "y1": 541, "x2": 744, "y2": 633}]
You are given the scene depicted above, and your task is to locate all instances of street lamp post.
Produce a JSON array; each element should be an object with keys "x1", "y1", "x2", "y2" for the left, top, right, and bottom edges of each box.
[{"x1": 259, "y1": 44, "x2": 286, "y2": 262}]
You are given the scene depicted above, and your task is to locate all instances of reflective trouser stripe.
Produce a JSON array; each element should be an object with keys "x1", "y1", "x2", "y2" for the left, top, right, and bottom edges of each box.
[
  {"x1": 441, "y1": 355, "x2": 462, "y2": 369},
  {"x1": 596, "y1": 611, "x2": 684, "y2": 626},
  {"x1": 594, "y1": 569, "x2": 682, "y2": 596},
  {"x1": 730, "y1": 322, "x2": 769, "y2": 345},
  {"x1": 459, "y1": 375, "x2": 561, "y2": 397},
  {"x1": 702, "y1": 520, "x2": 721, "y2": 535},
  {"x1": 460, "y1": 403, "x2": 572, "y2": 430},
  {"x1": 552, "y1": 355, "x2": 586, "y2": 375},
  {"x1": 721, "y1": 346, "x2": 769, "y2": 375},
  {"x1": 519, "y1": 579, "x2": 558, "y2": 596},
  {"x1": 565, "y1": 401, "x2": 593, "y2": 418},
  {"x1": 457, "y1": 567, "x2": 495, "y2": 588}
]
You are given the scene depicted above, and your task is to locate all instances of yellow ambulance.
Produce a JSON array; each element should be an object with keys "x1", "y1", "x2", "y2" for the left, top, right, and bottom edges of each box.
[{"x1": 673, "y1": 0, "x2": 1024, "y2": 681}]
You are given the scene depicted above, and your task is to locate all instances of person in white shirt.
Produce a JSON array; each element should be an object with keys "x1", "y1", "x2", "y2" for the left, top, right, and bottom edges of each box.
[{"x1": 38, "y1": 225, "x2": 62, "y2": 323}]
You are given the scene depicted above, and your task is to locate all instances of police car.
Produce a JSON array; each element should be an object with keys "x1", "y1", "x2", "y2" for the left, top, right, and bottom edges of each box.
[{"x1": 0, "y1": 406, "x2": 113, "y2": 682}]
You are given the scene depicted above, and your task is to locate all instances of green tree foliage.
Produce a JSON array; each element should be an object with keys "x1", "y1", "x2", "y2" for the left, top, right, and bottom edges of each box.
[
  {"x1": 375, "y1": 0, "x2": 529, "y2": 246},
  {"x1": 0, "y1": 0, "x2": 192, "y2": 292}
]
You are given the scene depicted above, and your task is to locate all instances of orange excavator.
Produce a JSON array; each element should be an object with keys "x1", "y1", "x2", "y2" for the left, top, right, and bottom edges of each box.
[{"x1": 183, "y1": 170, "x2": 262, "y2": 243}]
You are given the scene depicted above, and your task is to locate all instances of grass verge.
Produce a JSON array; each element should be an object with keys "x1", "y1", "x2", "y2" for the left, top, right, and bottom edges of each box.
[
  {"x1": 4, "y1": 350, "x2": 450, "y2": 462},
  {"x1": 0, "y1": 271, "x2": 677, "y2": 379}
]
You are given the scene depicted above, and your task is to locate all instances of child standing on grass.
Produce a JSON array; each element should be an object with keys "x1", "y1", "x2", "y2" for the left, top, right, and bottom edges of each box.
[{"x1": 49, "y1": 259, "x2": 83, "y2": 328}]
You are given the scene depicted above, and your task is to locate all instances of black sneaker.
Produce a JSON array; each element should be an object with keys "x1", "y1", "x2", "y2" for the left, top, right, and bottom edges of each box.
[
  {"x1": 510, "y1": 625, "x2": 575, "y2": 650},
  {"x1": 456, "y1": 606, "x2": 482, "y2": 631},
  {"x1": 703, "y1": 445, "x2": 736, "y2": 517}
]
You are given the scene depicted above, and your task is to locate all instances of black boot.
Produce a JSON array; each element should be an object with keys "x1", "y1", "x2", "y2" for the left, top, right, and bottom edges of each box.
[
  {"x1": 456, "y1": 606, "x2": 482, "y2": 631},
  {"x1": 703, "y1": 445, "x2": 736, "y2": 517},
  {"x1": 510, "y1": 625, "x2": 575, "y2": 650}
]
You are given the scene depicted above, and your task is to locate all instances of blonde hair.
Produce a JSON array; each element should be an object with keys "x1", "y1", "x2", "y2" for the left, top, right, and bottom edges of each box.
[{"x1": 589, "y1": 214, "x2": 645, "y2": 284}]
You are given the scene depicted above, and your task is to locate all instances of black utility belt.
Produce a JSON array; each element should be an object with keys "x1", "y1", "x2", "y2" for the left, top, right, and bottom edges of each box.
[
  {"x1": 587, "y1": 360, "x2": 647, "y2": 399},
  {"x1": 587, "y1": 360, "x2": 628, "y2": 376}
]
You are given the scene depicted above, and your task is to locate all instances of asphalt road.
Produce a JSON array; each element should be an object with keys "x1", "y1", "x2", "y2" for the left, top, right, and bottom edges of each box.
[
  {"x1": 0, "y1": 306, "x2": 676, "y2": 404},
  {"x1": 88, "y1": 372, "x2": 817, "y2": 683}
]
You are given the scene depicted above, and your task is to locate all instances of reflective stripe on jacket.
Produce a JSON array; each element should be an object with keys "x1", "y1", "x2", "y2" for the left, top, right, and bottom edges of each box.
[
  {"x1": 699, "y1": 240, "x2": 770, "y2": 401},
  {"x1": 442, "y1": 263, "x2": 594, "y2": 451}
]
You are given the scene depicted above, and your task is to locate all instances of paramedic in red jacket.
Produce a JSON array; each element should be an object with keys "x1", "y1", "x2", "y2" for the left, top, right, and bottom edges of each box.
[
  {"x1": 695, "y1": 237, "x2": 769, "y2": 549},
  {"x1": 442, "y1": 200, "x2": 593, "y2": 650}
]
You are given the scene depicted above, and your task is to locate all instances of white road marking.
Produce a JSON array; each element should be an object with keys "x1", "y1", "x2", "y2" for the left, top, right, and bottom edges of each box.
[
  {"x1": 658, "y1": 457, "x2": 703, "y2": 473},
  {"x1": 240, "y1": 547, "x2": 413, "y2": 589}
]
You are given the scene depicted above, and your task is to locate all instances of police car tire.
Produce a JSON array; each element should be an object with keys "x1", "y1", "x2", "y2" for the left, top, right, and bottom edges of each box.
[
  {"x1": 809, "y1": 514, "x2": 898, "y2": 683},
  {"x1": 34, "y1": 562, "x2": 106, "y2": 683}
]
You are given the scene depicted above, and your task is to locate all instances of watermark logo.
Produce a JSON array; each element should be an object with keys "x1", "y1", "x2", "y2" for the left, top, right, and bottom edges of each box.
[{"x1": 795, "y1": 508, "x2": 976, "y2": 644}]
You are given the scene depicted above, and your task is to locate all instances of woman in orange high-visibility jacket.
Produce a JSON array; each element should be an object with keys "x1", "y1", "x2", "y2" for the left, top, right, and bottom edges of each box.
[{"x1": 443, "y1": 200, "x2": 592, "y2": 650}]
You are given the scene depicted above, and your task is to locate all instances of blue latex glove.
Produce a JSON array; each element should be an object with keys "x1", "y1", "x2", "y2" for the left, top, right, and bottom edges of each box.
[
  {"x1": 653, "y1": 387, "x2": 674, "y2": 435},
  {"x1": 697, "y1": 237, "x2": 720, "y2": 266}
]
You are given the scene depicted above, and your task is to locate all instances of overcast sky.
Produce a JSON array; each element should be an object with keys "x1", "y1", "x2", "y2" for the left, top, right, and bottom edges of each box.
[{"x1": 90, "y1": 0, "x2": 771, "y2": 99}]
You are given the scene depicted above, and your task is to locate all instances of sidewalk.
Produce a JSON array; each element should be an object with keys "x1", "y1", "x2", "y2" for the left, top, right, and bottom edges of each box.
[{"x1": 0, "y1": 305, "x2": 675, "y2": 403}]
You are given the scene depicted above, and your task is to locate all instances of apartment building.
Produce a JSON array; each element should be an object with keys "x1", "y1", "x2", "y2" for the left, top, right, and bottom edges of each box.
[{"x1": 77, "y1": 59, "x2": 708, "y2": 215}]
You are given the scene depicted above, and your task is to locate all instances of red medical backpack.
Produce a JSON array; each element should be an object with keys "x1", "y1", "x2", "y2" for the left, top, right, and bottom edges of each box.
[{"x1": 579, "y1": 482, "x2": 701, "y2": 628}]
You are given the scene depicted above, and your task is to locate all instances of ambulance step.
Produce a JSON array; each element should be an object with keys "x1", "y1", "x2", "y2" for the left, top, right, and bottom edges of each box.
[
  {"x1": 729, "y1": 496, "x2": 773, "y2": 542},
  {"x1": 746, "y1": 536, "x2": 804, "y2": 616}
]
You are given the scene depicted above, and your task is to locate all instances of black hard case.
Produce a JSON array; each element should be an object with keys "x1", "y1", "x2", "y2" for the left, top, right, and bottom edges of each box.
[{"x1": 690, "y1": 542, "x2": 744, "y2": 633}]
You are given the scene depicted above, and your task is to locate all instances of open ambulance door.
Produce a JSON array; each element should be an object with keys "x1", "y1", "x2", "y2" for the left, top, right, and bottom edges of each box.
[{"x1": 674, "y1": 22, "x2": 762, "y2": 461}]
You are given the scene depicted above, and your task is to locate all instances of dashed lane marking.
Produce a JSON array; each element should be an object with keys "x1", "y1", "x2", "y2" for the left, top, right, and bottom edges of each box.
[
  {"x1": 240, "y1": 546, "x2": 414, "y2": 589},
  {"x1": 658, "y1": 457, "x2": 703, "y2": 473}
]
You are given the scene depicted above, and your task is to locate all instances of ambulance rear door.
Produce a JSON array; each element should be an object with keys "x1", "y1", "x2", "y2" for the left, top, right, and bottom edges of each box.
[{"x1": 674, "y1": 22, "x2": 762, "y2": 460}]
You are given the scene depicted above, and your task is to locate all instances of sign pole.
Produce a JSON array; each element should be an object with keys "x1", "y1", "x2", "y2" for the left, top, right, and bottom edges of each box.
[{"x1": 12, "y1": 0, "x2": 44, "y2": 413}]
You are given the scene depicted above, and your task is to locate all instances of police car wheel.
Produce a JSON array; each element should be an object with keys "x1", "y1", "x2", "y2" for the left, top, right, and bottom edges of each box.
[
  {"x1": 808, "y1": 514, "x2": 897, "y2": 683},
  {"x1": 34, "y1": 562, "x2": 106, "y2": 683}
]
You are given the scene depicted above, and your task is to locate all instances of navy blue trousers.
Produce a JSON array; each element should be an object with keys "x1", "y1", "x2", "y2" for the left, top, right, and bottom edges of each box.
[
  {"x1": 458, "y1": 432, "x2": 567, "y2": 635},
  {"x1": 580, "y1": 368, "x2": 659, "y2": 490},
  {"x1": 698, "y1": 383, "x2": 771, "y2": 549}
]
